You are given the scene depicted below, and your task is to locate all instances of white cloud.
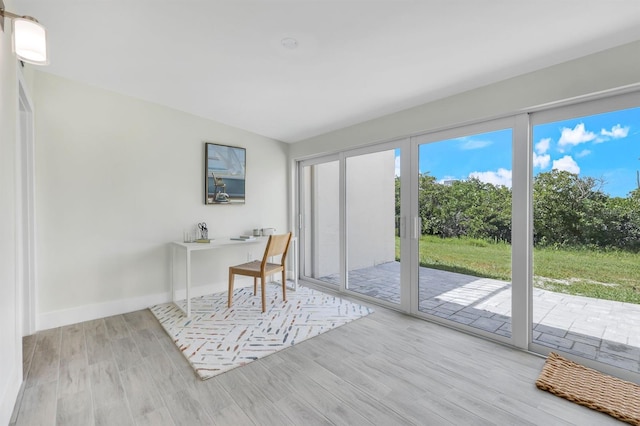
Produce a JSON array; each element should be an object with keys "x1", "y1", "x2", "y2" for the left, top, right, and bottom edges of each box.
[
  {"x1": 576, "y1": 149, "x2": 591, "y2": 158},
  {"x1": 552, "y1": 155, "x2": 580, "y2": 174},
  {"x1": 533, "y1": 152, "x2": 550, "y2": 169},
  {"x1": 459, "y1": 139, "x2": 493, "y2": 150},
  {"x1": 394, "y1": 155, "x2": 400, "y2": 176},
  {"x1": 535, "y1": 138, "x2": 551, "y2": 154},
  {"x1": 600, "y1": 124, "x2": 629, "y2": 139},
  {"x1": 558, "y1": 123, "x2": 596, "y2": 147},
  {"x1": 468, "y1": 168, "x2": 512, "y2": 188}
]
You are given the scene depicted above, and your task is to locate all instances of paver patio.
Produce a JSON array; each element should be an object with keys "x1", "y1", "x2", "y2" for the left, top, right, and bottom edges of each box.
[{"x1": 321, "y1": 261, "x2": 640, "y2": 373}]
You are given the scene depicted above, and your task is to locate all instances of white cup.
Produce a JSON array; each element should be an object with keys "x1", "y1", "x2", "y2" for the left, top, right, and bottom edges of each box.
[{"x1": 262, "y1": 227, "x2": 276, "y2": 236}]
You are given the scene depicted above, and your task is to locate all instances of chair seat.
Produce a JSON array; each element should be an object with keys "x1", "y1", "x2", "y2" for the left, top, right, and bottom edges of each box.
[{"x1": 230, "y1": 261, "x2": 283, "y2": 276}]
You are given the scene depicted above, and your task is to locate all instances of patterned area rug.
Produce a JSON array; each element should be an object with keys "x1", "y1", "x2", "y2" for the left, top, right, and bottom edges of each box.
[
  {"x1": 536, "y1": 352, "x2": 640, "y2": 425},
  {"x1": 150, "y1": 284, "x2": 374, "y2": 380}
]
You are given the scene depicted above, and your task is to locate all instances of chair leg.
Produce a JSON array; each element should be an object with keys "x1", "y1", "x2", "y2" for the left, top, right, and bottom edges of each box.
[
  {"x1": 261, "y1": 275, "x2": 266, "y2": 313},
  {"x1": 281, "y1": 269, "x2": 287, "y2": 302},
  {"x1": 228, "y1": 270, "x2": 234, "y2": 308}
]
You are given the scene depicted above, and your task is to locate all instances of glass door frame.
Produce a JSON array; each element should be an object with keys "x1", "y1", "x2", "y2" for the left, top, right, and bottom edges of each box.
[
  {"x1": 297, "y1": 117, "x2": 526, "y2": 334},
  {"x1": 295, "y1": 88, "x2": 640, "y2": 382},
  {"x1": 528, "y1": 91, "x2": 640, "y2": 366},
  {"x1": 297, "y1": 153, "x2": 341, "y2": 289},
  {"x1": 297, "y1": 138, "x2": 413, "y2": 312},
  {"x1": 408, "y1": 115, "x2": 525, "y2": 347},
  {"x1": 342, "y1": 138, "x2": 412, "y2": 311}
]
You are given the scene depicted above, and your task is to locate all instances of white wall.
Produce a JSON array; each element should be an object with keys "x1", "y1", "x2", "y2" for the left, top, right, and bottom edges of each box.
[
  {"x1": 290, "y1": 40, "x2": 640, "y2": 159},
  {"x1": 33, "y1": 72, "x2": 289, "y2": 330},
  {"x1": 346, "y1": 150, "x2": 395, "y2": 270},
  {"x1": 0, "y1": 0, "x2": 23, "y2": 422},
  {"x1": 312, "y1": 161, "x2": 340, "y2": 277}
]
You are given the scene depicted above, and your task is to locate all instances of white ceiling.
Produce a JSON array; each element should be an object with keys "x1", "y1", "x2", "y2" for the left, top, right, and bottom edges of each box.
[{"x1": 17, "y1": 0, "x2": 640, "y2": 143}]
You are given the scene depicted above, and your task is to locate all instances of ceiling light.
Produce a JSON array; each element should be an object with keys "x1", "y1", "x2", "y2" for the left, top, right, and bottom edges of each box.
[
  {"x1": 281, "y1": 38, "x2": 298, "y2": 50},
  {"x1": 1, "y1": 0, "x2": 48, "y2": 65}
]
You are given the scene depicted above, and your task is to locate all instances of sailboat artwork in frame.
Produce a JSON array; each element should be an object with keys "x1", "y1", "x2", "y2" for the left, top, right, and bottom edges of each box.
[{"x1": 204, "y1": 142, "x2": 246, "y2": 204}]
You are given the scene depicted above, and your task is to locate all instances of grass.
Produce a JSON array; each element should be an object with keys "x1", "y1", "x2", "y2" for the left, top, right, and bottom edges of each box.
[{"x1": 396, "y1": 235, "x2": 640, "y2": 304}]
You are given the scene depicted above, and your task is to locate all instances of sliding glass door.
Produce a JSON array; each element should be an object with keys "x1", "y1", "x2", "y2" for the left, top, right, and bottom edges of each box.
[
  {"x1": 299, "y1": 124, "x2": 516, "y2": 328},
  {"x1": 411, "y1": 119, "x2": 514, "y2": 340},
  {"x1": 299, "y1": 157, "x2": 340, "y2": 286},
  {"x1": 296, "y1": 89, "x2": 640, "y2": 378},
  {"x1": 299, "y1": 141, "x2": 410, "y2": 308},
  {"x1": 530, "y1": 93, "x2": 640, "y2": 373},
  {"x1": 344, "y1": 145, "x2": 405, "y2": 307}
]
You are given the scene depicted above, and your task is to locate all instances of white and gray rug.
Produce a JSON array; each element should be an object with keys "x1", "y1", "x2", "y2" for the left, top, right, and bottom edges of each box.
[{"x1": 150, "y1": 284, "x2": 374, "y2": 380}]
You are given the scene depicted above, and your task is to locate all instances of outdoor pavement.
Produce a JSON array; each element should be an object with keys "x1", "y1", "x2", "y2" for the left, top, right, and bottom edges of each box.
[{"x1": 321, "y1": 261, "x2": 640, "y2": 373}]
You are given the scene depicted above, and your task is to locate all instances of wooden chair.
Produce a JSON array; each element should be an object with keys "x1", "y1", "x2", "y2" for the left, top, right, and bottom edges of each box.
[{"x1": 228, "y1": 232, "x2": 292, "y2": 312}]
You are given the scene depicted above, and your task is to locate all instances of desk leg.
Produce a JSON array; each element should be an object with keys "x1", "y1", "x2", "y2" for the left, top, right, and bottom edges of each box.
[
  {"x1": 171, "y1": 245, "x2": 175, "y2": 304},
  {"x1": 186, "y1": 250, "x2": 191, "y2": 317},
  {"x1": 293, "y1": 238, "x2": 298, "y2": 290}
]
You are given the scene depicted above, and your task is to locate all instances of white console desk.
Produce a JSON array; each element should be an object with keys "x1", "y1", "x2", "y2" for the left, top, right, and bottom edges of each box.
[{"x1": 170, "y1": 236, "x2": 298, "y2": 317}]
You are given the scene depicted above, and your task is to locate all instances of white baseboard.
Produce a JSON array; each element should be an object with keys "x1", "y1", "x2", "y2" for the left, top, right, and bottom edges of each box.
[
  {"x1": 37, "y1": 291, "x2": 171, "y2": 331},
  {"x1": 36, "y1": 278, "x2": 256, "y2": 332}
]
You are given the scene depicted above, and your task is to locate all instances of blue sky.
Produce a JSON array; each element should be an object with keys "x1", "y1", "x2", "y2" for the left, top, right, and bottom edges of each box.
[{"x1": 404, "y1": 106, "x2": 640, "y2": 198}]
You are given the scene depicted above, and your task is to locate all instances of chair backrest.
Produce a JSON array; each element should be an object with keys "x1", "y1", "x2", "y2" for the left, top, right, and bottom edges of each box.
[{"x1": 261, "y1": 232, "x2": 292, "y2": 268}]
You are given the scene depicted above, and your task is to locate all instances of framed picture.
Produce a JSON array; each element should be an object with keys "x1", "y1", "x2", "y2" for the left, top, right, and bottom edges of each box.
[{"x1": 204, "y1": 142, "x2": 246, "y2": 204}]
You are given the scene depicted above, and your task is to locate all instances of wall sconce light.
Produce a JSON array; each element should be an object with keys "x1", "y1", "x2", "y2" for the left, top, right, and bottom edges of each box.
[{"x1": 0, "y1": 0, "x2": 48, "y2": 65}]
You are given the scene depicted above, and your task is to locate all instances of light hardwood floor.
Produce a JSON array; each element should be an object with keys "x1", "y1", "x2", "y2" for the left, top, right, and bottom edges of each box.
[{"x1": 10, "y1": 292, "x2": 619, "y2": 425}]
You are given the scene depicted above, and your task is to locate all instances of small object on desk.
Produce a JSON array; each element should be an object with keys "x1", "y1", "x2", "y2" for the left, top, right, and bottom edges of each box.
[
  {"x1": 230, "y1": 236, "x2": 255, "y2": 241},
  {"x1": 198, "y1": 222, "x2": 208, "y2": 239},
  {"x1": 195, "y1": 239, "x2": 211, "y2": 243},
  {"x1": 262, "y1": 227, "x2": 276, "y2": 236}
]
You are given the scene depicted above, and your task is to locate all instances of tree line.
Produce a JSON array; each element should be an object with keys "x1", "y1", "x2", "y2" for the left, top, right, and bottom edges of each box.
[{"x1": 395, "y1": 170, "x2": 640, "y2": 251}]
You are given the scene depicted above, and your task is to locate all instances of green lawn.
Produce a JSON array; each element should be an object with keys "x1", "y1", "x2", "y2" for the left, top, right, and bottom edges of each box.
[{"x1": 396, "y1": 235, "x2": 640, "y2": 304}]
